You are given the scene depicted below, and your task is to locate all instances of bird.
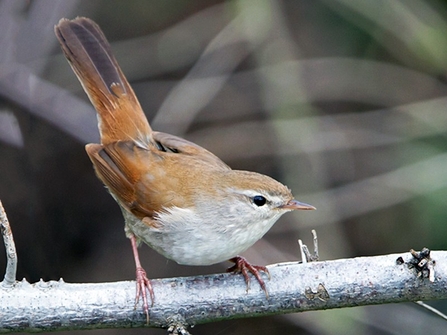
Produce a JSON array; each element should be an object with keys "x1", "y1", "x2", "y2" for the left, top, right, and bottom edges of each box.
[{"x1": 55, "y1": 17, "x2": 315, "y2": 321}]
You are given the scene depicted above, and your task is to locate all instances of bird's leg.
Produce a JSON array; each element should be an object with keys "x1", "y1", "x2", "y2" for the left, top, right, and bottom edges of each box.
[{"x1": 130, "y1": 234, "x2": 154, "y2": 323}]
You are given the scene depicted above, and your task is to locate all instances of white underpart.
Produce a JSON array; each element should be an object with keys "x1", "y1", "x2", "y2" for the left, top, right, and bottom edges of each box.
[{"x1": 123, "y1": 194, "x2": 288, "y2": 266}]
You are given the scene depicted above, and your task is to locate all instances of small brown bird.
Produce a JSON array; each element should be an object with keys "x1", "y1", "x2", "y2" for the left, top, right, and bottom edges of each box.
[{"x1": 55, "y1": 17, "x2": 315, "y2": 320}]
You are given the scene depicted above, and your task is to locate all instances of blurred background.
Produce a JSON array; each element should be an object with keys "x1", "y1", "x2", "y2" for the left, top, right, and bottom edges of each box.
[{"x1": 0, "y1": 0, "x2": 447, "y2": 334}]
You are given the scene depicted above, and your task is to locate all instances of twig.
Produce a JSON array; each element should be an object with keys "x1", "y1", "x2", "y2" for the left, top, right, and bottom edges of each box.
[
  {"x1": 415, "y1": 301, "x2": 447, "y2": 321},
  {"x1": 0, "y1": 200, "x2": 17, "y2": 287},
  {"x1": 298, "y1": 229, "x2": 319, "y2": 263}
]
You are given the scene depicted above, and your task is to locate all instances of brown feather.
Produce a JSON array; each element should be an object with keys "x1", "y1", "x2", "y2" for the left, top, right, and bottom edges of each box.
[
  {"x1": 86, "y1": 137, "x2": 233, "y2": 221},
  {"x1": 55, "y1": 17, "x2": 152, "y2": 145}
]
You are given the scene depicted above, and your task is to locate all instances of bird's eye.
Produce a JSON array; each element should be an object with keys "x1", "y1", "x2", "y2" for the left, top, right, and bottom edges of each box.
[{"x1": 252, "y1": 195, "x2": 267, "y2": 207}]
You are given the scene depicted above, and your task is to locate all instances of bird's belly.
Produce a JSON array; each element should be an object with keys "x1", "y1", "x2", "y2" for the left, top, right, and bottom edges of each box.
[
  {"x1": 123, "y1": 207, "x2": 272, "y2": 266},
  {"x1": 137, "y1": 229, "x2": 248, "y2": 265}
]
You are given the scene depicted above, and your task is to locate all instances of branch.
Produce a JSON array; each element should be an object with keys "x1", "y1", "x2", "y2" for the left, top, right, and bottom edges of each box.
[{"x1": 0, "y1": 250, "x2": 445, "y2": 332}]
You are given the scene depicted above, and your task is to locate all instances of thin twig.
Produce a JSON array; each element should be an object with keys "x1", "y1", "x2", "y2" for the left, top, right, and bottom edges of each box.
[
  {"x1": 298, "y1": 230, "x2": 319, "y2": 263},
  {"x1": 311, "y1": 229, "x2": 319, "y2": 260},
  {"x1": 415, "y1": 301, "x2": 447, "y2": 321},
  {"x1": 0, "y1": 200, "x2": 17, "y2": 287}
]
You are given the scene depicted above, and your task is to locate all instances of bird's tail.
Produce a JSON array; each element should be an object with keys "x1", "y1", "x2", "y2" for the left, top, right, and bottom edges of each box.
[{"x1": 55, "y1": 17, "x2": 152, "y2": 145}]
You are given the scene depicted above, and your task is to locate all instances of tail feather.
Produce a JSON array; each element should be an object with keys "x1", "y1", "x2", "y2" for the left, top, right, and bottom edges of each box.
[{"x1": 55, "y1": 17, "x2": 152, "y2": 145}]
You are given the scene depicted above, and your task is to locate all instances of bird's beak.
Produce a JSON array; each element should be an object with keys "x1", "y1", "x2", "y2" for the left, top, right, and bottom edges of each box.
[{"x1": 279, "y1": 199, "x2": 316, "y2": 210}]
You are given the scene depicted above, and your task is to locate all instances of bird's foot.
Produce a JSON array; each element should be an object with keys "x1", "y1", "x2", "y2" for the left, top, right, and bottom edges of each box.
[
  {"x1": 135, "y1": 266, "x2": 155, "y2": 324},
  {"x1": 227, "y1": 256, "x2": 270, "y2": 298}
]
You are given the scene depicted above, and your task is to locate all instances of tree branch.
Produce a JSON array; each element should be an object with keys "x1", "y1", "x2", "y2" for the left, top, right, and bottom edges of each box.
[{"x1": 0, "y1": 250, "x2": 445, "y2": 332}]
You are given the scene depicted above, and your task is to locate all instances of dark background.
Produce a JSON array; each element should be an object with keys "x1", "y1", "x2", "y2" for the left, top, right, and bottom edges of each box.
[{"x1": 1, "y1": 0, "x2": 447, "y2": 334}]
